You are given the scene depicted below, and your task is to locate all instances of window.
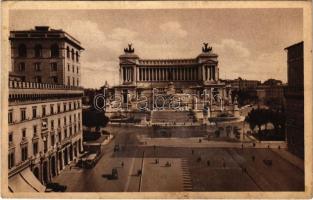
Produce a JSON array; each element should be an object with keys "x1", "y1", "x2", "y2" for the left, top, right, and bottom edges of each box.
[
  {"x1": 72, "y1": 65, "x2": 75, "y2": 73},
  {"x1": 51, "y1": 62, "x2": 57, "y2": 71},
  {"x1": 57, "y1": 104, "x2": 61, "y2": 113},
  {"x1": 8, "y1": 151, "x2": 15, "y2": 169},
  {"x1": 74, "y1": 114, "x2": 77, "y2": 122},
  {"x1": 58, "y1": 131, "x2": 62, "y2": 142},
  {"x1": 77, "y1": 66, "x2": 79, "y2": 74},
  {"x1": 18, "y1": 62, "x2": 25, "y2": 71},
  {"x1": 9, "y1": 132, "x2": 13, "y2": 143},
  {"x1": 42, "y1": 105, "x2": 46, "y2": 117},
  {"x1": 78, "y1": 113, "x2": 81, "y2": 121},
  {"x1": 50, "y1": 104, "x2": 54, "y2": 115},
  {"x1": 34, "y1": 63, "x2": 41, "y2": 71},
  {"x1": 71, "y1": 49, "x2": 74, "y2": 60},
  {"x1": 51, "y1": 76, "x2": 58, "y2": 83},
  {"x1": 51, "y1": 120, "x2": 54, "y2": 130},
  {"x1": 22, "y1": 129, "x2": 26, "y2": 138},
  {"x1": 34, "y1": 44, "x2": 42, "y2": 58},
  {"x1": 76, "y1": 51, "x2": 79, "y2": 62},
  {"x1": 8, "y1": 110, "x2": 13, "y2": 124},
  {"x1": 77, "y1": 79, "x2": 79, "y2": 86},
  {"x1": 66, "y1": 46, "x2": 70, "y2": 58},
  {"x1": 64, "y1": 116, "x2": 67, "y2": 125},
  {"x1": 69, "y1": 126, "x2": 72, "y2": 135},
  {"x1": 33, "y1": 125, "x2": 37, "y2": 136},
  {"x1": 51, "y1": 135, "x2": 55, "y2": 147},
  {"x1": 63, "y1": 103, "x2": 67, "y2": 112},
  {"x1": 58, "y1": 118, "x2": 61, "y2": 127},
  {"x1": 44, "y1": 140, "x2": 48, "y2": 153},
  {"x1": 20, "y1": 108, "x2": 26, "y2": 121},
  {"x1": 73, "y1": 77, "x2": 75, "y2": 86},
  {"x1": 64, "y1": 129, "x2": 68, "y2": 138},
  {"x1": 67, "y1": 76, "x2": 70, "y2": 86},
  {"x1": 68, "y1": 64, "x2": 70, "y2": 71},
  {"x1": 32, "y1": 107, "x2": 37, "y2": 118},
  {"x1": 18, "y1": 44, "x2": 27, "y2": 57},
  {"x1": 69, "y1": 102, "x2": 72, "y2": 110},
  {"x1": 50, "y1": 44, "x2": 59, "y2": 58},
  {"x1": 34, "y1": 76, "x2": 42, "y2": 83},
  {"x1": 21, "y1": 146, "x2": 28, "y2": 161},
  {"x1": 69, "y1": 115, "x2": 72, "y2": 123},
  {"x1": 33, "y1": 142, "x2": 38, "y2": 155}
]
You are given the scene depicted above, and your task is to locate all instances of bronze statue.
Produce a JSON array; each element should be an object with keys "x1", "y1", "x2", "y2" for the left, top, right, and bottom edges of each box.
[
  {"x1": 124, "y1": 43, "x2": 135, "y2": 53},
  {"x1": 202, "y1": 42, "x2": 212, "y2": 53}
]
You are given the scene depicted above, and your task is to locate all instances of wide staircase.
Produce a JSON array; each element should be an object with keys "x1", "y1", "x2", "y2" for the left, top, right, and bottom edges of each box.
[{"x1": 151, "y1": 110, "x2": 195, "y2": 124}]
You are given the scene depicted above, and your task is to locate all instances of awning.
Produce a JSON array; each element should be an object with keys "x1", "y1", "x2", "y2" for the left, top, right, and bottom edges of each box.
[
  {"x1": 9, "y1": 173, "x2": 36, "y2": 192},
  {"x1": 20, "y1": 168, "x2": 46, "y2": 192}
]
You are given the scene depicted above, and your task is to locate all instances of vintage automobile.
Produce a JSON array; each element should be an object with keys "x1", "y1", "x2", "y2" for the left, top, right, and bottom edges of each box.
[
  {"x1": 111, "y1": 168, "x2": 118, "y2": 179},
  {"x1": 114, "y1": 144, "x2": 120, "y2": 152},
  {"x1": 46, "y1": 182, "x2": 67, "y2": 192}
]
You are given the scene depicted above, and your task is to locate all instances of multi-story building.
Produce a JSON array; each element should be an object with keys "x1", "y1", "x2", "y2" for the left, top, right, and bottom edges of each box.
[
  {"x1": 9, "y1": 26, "x2": 83, "y2": 86},
  {"x1": 284, "y1": 41, "x2": 304, "y2": 158},
  {"x1": 223, "y1": 77, "x2": 261, "y2": 91},
  {"x1": 8, "y1": 26, "x2": 84, "y2": 192}
]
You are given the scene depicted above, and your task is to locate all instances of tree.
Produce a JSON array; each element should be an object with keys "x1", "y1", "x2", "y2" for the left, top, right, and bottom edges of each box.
[{"x1": 82, "y1": 108, "x2": 109, "y2": 132}]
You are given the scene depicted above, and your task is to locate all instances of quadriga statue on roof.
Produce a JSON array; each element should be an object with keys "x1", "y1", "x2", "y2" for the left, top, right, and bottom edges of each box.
[
  {"x1": 124, "y1": 43, "x2": 135, "y2": 53},
  {"x1": 202, "y1": 42, "x2": 212, "y2": 53}
]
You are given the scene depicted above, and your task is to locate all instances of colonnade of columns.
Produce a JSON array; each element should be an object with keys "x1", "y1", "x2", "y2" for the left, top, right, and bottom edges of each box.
[
  {"x1": 122, "y1": 67, "x2": 134, "y2": 82},
  {"x1": 203, "y1": 65, "x2": 216, "y2": 81},
  {"x1": 138, "y1": 67, "x2": 199, "y2": 82}
]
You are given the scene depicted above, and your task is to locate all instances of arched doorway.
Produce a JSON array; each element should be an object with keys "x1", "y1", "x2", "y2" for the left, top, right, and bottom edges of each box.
[
  {"x1": 51, "y1": 156, "x2": 56, "y2": 177},
  {"x1": 58, "y1": 151, "x2": 63, "y2": 170},
  {"x1": 33, "y1": 167, "x2": 40, "y2": 181},
  {"x1": 69, "y1": 146, "x2": 73, "y2": 161},
  {"x1": 42, "y1": 161, "x2": 49, "y2": 184},
  {"x1": 64, "y1": 148, "x2": 68, "y2": 165}
]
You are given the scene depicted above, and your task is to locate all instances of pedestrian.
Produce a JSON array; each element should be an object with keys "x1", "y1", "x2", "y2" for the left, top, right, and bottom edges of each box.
[{"x1": 199, "y1": 138, "x2": 202, "y2": 143}]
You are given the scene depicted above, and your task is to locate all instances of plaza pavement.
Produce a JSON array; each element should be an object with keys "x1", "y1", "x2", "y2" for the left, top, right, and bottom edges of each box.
[{"x1": 52, "y1": 126, "x2": 304, "y2": 192}]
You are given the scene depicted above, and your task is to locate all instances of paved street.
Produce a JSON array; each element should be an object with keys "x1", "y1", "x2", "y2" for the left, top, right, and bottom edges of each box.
[{"x1": 53, "y1": 125, "x2": 304, "y2": 192}]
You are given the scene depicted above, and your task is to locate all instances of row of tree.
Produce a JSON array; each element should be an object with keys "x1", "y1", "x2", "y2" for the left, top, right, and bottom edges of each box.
[{"x1": 245, "y1": 108, "x2": 286, "y2": 140}]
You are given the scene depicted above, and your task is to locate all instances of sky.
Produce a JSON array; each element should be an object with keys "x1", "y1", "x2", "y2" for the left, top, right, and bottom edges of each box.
[{"x1": 9, "y1": 9, "x2": 303, "y2": 88}]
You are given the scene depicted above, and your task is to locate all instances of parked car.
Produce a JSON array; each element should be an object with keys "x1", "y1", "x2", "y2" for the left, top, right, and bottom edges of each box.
[
  {"x1": 46, "y1": 182, "x2": 67, "y2": 192},
  {"x1": 114, "y1": 144, "x2": 120, "y2": 152},
  {"x1": 111, "y1": 168, "x2": 118, "y2": 179}
]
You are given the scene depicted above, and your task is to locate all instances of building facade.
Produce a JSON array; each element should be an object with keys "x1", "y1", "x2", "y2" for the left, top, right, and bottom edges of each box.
[
  {"x1": 284, "y1": 41, "x2": 304, "y2": 158},
  {"x1": 9, "y1": 26, "x2": 83, "y2": 86},
  {"x1": 8, "y1": 26, "x2": 84, "y2": 192},
  {"x1": 106, "y1": 44, "x2": 236, "y2": 123},
  {"x1": 223, "y1": 77, "x2": 261, "y2": 91}
]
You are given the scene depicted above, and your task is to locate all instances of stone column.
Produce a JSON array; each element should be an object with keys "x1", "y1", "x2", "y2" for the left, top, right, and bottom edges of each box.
[
  {"x1": 136, "y1": 67, "x2": 139, "y2": 82},
  {"x1": 202, "y1": 66, "x2": 205, "y2": 81}
]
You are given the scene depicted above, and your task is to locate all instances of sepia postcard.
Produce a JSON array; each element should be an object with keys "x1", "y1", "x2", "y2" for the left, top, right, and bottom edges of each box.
[{"x1": 1, "y1": 1, "x2": 312, "y2": 199}]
